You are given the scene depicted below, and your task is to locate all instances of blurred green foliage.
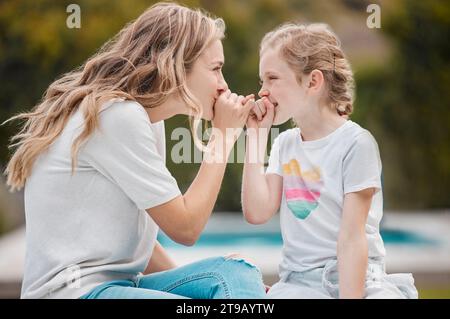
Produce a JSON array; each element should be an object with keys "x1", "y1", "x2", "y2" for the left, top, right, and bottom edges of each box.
[
  {"x1": 355, "y1": 0, "x2": 450, "y2": 209},
  {"x1": 0, "y1": 0, "x2": 449, "y2": 212},
  {"x1": 418, "y1": 288, "x2": 450, "y2": 299}
]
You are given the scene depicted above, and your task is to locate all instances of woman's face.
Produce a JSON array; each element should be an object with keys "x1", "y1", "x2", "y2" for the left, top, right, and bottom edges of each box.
[
  {"x1": 258, "y1": 47, "x2": 309, "y2": 125},
  {"x1": 186, "y1": 39, "x2": 228, "y2": 120}
]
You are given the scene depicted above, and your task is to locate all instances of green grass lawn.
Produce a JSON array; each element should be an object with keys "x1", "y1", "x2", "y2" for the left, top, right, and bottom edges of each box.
[{"x1": 418, "y1": 288, "x2": 450, "y2": 299}]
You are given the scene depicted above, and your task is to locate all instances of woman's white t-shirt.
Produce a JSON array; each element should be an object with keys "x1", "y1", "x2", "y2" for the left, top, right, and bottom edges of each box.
[
  {"x1": 266, "y1": 121, "x2": 386, "y2": 274},
  {"x1": 21, "y1": 99, "x2": 181, "y2": 298}
]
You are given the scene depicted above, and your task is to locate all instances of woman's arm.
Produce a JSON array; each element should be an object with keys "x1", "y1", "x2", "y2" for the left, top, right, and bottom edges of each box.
[
  {"x1": 146, "y1": 91, "x2": 255, "y2": 246},
  {"x1": 337, "y1": 187, "x2": 375, "y2": 298},
  {"x1": 143, "y1": 241, "x2": 177, "y2": 274}
]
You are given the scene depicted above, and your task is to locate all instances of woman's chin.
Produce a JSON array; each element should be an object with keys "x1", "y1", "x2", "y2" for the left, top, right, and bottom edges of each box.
[
  {"x1": 202, "y1": 113, "x2": 213, "y2": 121},
  {"x1": 189, "y1": 109, "x2": 212, "y2": 121},
  {"x1": 201, "y1": 105, "x2": 214, "y2": 121}
]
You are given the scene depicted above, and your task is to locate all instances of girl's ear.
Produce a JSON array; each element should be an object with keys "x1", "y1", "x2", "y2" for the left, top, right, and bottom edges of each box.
[{"x1": 308, "y1": 69, "x2": 324, "y2": 91}]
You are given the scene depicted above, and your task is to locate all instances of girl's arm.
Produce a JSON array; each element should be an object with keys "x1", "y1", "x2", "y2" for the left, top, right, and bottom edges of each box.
[
  {"x1": 242, "y1": 129, "x2": 282, "y2": 224},
  {"x1": 143, "y1": 241, "x2": 177, "y2": 274},
  {"x1": 337, "y1": 187, "x2": 375, "y2": 298},
  {"x1": 242, "y1": 98, "x2": 282, "y2": 224}
]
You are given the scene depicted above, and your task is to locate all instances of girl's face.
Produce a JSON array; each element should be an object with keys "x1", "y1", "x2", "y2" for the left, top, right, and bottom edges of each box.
[
  {"x1": 186, "y1": 40, "x2": 228, "y2": 120},
  {"x1": 258, "y1": 47, "x2": 310, "y2": 125}
]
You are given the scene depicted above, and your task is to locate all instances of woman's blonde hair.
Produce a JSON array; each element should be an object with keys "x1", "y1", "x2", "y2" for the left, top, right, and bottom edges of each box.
[
  {"x1": 260, "y1": 23, "x2": 354, "y2": 116},
  {"x1": 2, "y1": 2, "x2": 225, "y2": 192}
]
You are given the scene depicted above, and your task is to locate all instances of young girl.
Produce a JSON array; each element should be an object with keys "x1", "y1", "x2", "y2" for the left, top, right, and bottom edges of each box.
[{"x1": 242, "y1": 23, "x2": 418, "y2": 299}]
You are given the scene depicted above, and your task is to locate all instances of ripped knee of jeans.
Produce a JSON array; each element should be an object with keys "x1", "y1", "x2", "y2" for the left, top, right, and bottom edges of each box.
[{"x1": 224, "y1": 253, "x2": 259, "y2": 270}]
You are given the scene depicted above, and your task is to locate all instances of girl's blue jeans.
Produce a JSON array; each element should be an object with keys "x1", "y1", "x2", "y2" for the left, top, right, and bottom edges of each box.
[{"x1": 80, "y1": 256, "x2": 267, "y2": 299}]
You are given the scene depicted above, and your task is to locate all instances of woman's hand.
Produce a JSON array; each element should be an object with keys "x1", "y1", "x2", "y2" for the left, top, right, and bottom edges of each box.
[{"x1": 212, "y1": 90, "x2": 256, "y2": 143}]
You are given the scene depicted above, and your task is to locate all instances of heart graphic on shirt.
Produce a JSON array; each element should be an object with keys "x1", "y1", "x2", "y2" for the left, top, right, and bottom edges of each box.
[{"x1": 282, "y1": 159, "x2": 323, "y2": 220}]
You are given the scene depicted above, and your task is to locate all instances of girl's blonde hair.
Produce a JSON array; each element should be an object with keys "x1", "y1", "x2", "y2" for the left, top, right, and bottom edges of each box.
[
  {"x1": 260, "y1": 23, "x2": 354, "y2": 116},
  {"x1": 2, "y1": 2, "x2": 225, "y2": 192}
]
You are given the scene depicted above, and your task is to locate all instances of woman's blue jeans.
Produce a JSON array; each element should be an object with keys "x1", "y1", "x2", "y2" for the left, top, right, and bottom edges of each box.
[{"x1": 80, "y1": 256, "x2": 267, "y2": 299}]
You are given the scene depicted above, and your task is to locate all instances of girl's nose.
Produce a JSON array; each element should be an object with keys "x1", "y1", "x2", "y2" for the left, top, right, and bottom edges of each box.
[{"x1": 258, "y1": 88, "x2": 270, "y2": 98}]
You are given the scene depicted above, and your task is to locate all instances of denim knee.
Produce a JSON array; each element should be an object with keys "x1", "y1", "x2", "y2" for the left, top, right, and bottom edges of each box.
[
  {"x1": 214, "y1": 255, "x2": 266, "y2": 298},
  {"x1": 223, "y1": 254, "x2": 262, "y2": 276}
]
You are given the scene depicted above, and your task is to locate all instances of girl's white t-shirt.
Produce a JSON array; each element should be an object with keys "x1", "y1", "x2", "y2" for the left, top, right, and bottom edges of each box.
[
  {"x1": 266, "y1": 121, "x2": 386, "y2": 274},
  {"x1": 21, "y1": 99, "x2": 181, "y2": 298}
]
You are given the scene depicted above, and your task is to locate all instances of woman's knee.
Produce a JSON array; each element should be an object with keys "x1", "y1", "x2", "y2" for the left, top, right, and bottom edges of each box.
[
  {"x1": 224, "y1": 253, "x2": 259, "y2": 269},
  {"x1": 214, "y1": 253, "x2": 266, "y2": 298},
  {"x1": 218, "y1": 253, "x2": 263, "y2": 281}
]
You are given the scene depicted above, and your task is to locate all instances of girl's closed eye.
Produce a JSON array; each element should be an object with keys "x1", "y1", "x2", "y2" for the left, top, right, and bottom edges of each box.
[{"x1": 259, "y1": 77, "x2": 278, "y2": 85}]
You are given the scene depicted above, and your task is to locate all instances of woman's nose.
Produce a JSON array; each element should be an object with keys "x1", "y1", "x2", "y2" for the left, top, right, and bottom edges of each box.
[{"x1": 217, "y1": 77, "x2": 228, "y2": 94}]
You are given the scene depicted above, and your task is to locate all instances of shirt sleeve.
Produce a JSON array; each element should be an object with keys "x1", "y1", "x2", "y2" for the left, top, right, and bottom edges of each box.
[
  {"x1": 81, "y1": 100, "x2": 181, "y2": 210},
  {"x1": 343, "y1": 131, "x2": 382, "y2": 194},
  {"x1": 265, "y1": 135, "x2": 283, "y2": 176}
]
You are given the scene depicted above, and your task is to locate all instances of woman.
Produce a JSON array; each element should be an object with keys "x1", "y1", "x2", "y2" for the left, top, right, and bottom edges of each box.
[{"x1": 2, "y1": 3, "x2": 265, "y2": 299}]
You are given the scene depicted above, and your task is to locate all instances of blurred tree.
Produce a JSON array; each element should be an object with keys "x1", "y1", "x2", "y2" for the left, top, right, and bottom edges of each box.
[
  {"x1": 0, "y1": 0, "x2": 159, "y2": 164},
  {"x1": 0, "y1": 0, "x2": 448, "y2": 218},
  {"x1": 356, "y1": 0, "x2": 450, "y2": 208}
]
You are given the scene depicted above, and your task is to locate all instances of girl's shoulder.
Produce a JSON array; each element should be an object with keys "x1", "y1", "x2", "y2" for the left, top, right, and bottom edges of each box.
[
  {"x1": 341, "y1": 122, "x2": 381, "y2": 163},
  {"x1": 272, "y1": 127, "x2": 300, "y2": 147},
  {"x1": 271, "y1": 122, "x2": 379, "y2": 152},
  {"x1": 345, "y1": 121, "x2": 379, "y2": 148}
]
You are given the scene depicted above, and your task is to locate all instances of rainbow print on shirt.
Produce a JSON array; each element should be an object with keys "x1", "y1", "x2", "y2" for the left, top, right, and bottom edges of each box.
[{"x1": 282, "y1": 159, "x2": 324, "y2": 220}]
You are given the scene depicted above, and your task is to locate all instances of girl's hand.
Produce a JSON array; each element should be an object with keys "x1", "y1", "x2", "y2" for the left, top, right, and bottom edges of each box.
[
  {"x1": 212, "y1": 90, "x2": 255, "y2": 142},
  {"x1": 246, "y1": 97, "x2": 275, "y2": 131},
  {"x1": 249, "y1": 97, "x2": 266, "y2": 121}
]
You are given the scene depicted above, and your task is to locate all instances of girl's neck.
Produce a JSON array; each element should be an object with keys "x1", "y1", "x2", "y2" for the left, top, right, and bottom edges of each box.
[{"x1": 295, "y1": 105, "x2": 347, "y2": 142}]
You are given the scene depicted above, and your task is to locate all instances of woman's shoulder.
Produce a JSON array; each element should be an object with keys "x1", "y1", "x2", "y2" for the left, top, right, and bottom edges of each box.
[
  {"x1": 96, "y1": 98, "x2": 152, "y2": 129},
  {"x1": 100, "y1": 98, "x2": 147, "y2": 118},
  {"x1": 81, "y1": 98, "x2": 161, "y2": 154}
]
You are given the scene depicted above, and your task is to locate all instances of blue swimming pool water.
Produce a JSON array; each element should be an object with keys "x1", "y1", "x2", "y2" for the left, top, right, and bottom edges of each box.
[{"x1": 157, "y1": 229, "x2": 436, "y2": 248}]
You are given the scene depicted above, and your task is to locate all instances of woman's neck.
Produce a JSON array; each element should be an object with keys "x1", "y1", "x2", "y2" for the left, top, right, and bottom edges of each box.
[
  {"x1": 295, "y1": 105, "x2": 347, "y2": 142},
  {"x1": 144, "y1": 95, "x2": 188, "y2": 123}
]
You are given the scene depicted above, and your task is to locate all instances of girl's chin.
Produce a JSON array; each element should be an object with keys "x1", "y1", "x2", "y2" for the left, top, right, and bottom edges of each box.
[
  {"x1": 272, "y1": 114, "x2": 291, "y2": 126},
  {"x1": 272, "y1": 119, "x2": 285, "y2": 126}
]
